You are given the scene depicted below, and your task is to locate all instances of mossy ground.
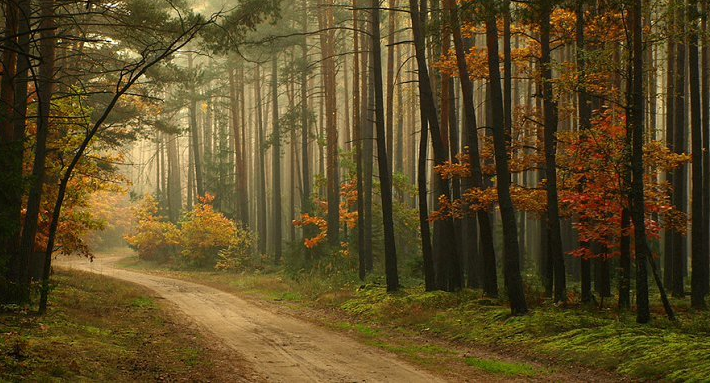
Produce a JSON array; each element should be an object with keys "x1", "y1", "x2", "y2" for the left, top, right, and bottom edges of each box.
[{"x1": 0, "y1": 268, "x2": 255, "y2": 382}]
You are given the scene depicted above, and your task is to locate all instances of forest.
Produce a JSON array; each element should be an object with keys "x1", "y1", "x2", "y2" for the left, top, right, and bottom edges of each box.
[{"x1": 1, "y1": 0, "x2": 710, "y2": 381}]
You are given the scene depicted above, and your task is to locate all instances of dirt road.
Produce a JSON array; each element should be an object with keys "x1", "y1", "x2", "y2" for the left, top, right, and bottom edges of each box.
[{"x1": 57, "y1": 257, "x2": 446, "y2": 383}]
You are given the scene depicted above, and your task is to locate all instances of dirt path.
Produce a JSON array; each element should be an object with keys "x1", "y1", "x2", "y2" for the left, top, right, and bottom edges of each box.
[{"x1": 57, "y1": 256, "x2": 446, "y2": 383}]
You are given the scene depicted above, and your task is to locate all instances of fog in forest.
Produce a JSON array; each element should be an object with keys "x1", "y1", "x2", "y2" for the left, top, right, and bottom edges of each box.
[{"x1": 2, "y1": 0, "x2": 710, "y2": 381}]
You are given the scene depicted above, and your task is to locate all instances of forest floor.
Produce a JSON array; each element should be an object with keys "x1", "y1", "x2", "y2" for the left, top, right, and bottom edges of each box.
[
  {"x1": 55, "y1": 249, "x2": 651, "y2": 382},
  {"x1": 56, "y1": 254, "x2": 450, "y2": 382},
  {"x1": 0, "y1": 268, "x2": 259, "y2": 382},
  {"x1": 106, "y1": 248, "x2": 710, "y2": 382}
]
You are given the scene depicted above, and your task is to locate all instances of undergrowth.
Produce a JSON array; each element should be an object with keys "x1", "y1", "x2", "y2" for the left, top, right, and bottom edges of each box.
[
  {"x1": 120, "y1": 251, "x2": 710, "y2": 381},
  {"x1": 0, "y1": 269, "x2": 250, "y2": 381}
]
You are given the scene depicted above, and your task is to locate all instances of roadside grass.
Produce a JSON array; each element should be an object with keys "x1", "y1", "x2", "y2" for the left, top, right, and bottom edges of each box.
[
  {"x1": 117, "y1": 254, "x2": 710, "y2": 381},
  {"x1": 464, "y1": 357, "x2": 539, "y2": 378},
  {"x1": 0, "y1": 269, "x2": 253, "y2": 382}
]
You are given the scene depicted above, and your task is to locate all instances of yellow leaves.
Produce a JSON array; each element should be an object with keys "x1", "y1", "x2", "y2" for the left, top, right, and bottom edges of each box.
[
  {"x1": 644, "y1": 141, "x2": 691, "y2": 172},
  {"x1": 465, "y1": 46, "x2": 490, "y2": 81},
  {"x1": 550, "y1": 9, "x2": 577, "y2": 43},
  {"x1": 511, "y1": 186, "x2": 547, "y2": 215},
  {"x1": 462, "y1": 187, "x2": 498, "y2": 212},
  {"x1": 179, "y1": 194, "x2": 239, "y2": 263},
  {"x1": 126, "y1": 194, "x2": 256, "y2": 267},
  {"x1": 432, "y1": 49, "x2": 459, "y2": 78},
  {"x1": 124, "y1": 195, "x2": 179, "y2": 260}
]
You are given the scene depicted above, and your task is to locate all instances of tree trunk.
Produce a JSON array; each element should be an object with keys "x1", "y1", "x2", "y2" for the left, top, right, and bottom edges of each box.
[
  {"x1": 386, "y1": 0, "x2": 398, "y2": 175},
  {"x1": 503, "y1": 0, "x2": 512, "y2": 140},
  {"x1": 167, "y1": 132, "x2": 182, "y2": 223},
  {"x1": 0, "y1": 0, "x2": 18, "y2": 291},
  {"x1": 630, "y1": 0, "x2": 674, "y2": 323},
  {"x1": 539, "y1": 4, "x2": 566, "y2": 303},
  {"x1": 486, "y1": 13, "x2": 527, "y2": 315},
  {"x1": 2, "y1": 0, "x2": 31, "y2": 299},
  {"x1": 689, "y1": 0, "x2": 707, "y2": 309},
  {"x1": 319, "y1": 0, "x2": 340, "y2": 247},
  {"x1": 255, "y1": 64, "x2": 268, "y2": 255},
  {"x1": 447, "y1": 0, "x2": 497, "y2": 297},
  {"x1": 702, "y1": 0, "x2": 710, "y2": 301},
  {"x1": 575, "y1": 1, "x2": 593, "y2": 304},
  {"x1": 19, "y1": 0, "x2": 56, "y2": 302},
  {"x1": 410, "y1": 0, "x2": 436, "y2": 290},
  {"x1": 230, "y1": 65, "x2": 249, "y2": 225},
  {"x1": 370, "y1": 0, "x2": 399, "y2": 291},
  {"x1": 188, "y1": 55, "x2": 204, "y2": 198},
  {"x1": 664, "y1": 0, "x2": 676, "y2": 288},
  {"x1": 361, "y1": 8, "x2": 374, "y2": 273},
  {"x1": 672, "y1": 2, "x2": 687, "y2": 298},
  {"x1": 272, "y1": 56, "x2": 283, "y2": 263},
  {"x1": 301, "y1": 0, "x2": 312, "y2": 244}
]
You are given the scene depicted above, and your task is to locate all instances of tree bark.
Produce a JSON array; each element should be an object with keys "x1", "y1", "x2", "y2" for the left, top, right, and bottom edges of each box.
[
  {"x1": 575, "y1": 1, "x2": 593, "y2": 304},
  {"x1": 255, "y1": 64, "x2": 268, "y2": 255},
  {"x1": 486, "y1": 13, "x2": 527, "y2": 315},
  {"x1": 319, "y1": 0, "x2": 340, "y2": 247},
  {"x1": 539, "y1": 3, "x2": 566, "y2": 303},
  {"x1": 188, "y1": 55, "x2": 204, "y2": 198},
  {"x1": 689, "y1": 1, "x2": 707, "y2": 309},
  {"x1": 408, "y1": 0, "x2": 460, "y2": 291},
  {"x1": 19, "y1": 0, "x2": 56, "y2": 302},
  {"x1": 664, "y1": 0, "x2": 676, "y2": 287},
  {"x1": 672, "y1": 1, "x2": 687, "y2": 298},
  {"x1": 410, "y1": 0, "x2": 436, "y2": 290},
  {"x1": 447, "y1": 0, "x2": 497, "y2": 297},
  {"x1": 272, "y1": 56, "x2": 283, "y2": 263},
  {"x1": 702, "y1": 0, "x2": 710, "y2": 301},
  {"x1": 629, "y1": 0, "x2": 674, "y2": 323},
  {"x1": 371, "y1": 0, "x2": 399, "y2": 291},
  {"x1": 386, "y1": 0, "x2": 398, "y2": 175},
  {"x1": 0, "y1": 0, "x2": 19, "y2": 296}
]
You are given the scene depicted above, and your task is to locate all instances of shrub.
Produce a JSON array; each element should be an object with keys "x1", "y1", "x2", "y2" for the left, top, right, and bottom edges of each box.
[
  {"x1": 177, "y1": 195, "x2": 241, "y2": 268},
  {"x1": 215, "y1": 227, "x2": 259, "y2": 272},
  {"x1": 124, "y1": 195, "x2": 178, "y2": 261}
]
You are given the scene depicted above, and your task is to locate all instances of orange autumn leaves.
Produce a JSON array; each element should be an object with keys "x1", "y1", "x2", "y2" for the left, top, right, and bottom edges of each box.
[
  {"x1": 432, "y1": 107, "x2": 689, "y2": 260},
  {"x1": 125, "y1": 194, "x2": 255, "y2": 267},
  {"x1": 293, "y1": 178, "x2": 358, "y2": 249}
]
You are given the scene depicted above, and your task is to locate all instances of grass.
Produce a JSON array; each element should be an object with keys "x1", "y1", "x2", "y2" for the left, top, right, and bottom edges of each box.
[
  {"x1": 117, "y1": 253, "x2": 710, "y2": 381},
  {"x1": 464, "y1": 357, "x2": 539, "y2": 377},
  {"x1": 0, "y1": 269, "x2": 251, "y2": 382}
]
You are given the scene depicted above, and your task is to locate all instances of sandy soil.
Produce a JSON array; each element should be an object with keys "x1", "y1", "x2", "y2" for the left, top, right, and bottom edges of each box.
[{"x1": 56, "y1": 256, "x2": 446, "y2": 383}]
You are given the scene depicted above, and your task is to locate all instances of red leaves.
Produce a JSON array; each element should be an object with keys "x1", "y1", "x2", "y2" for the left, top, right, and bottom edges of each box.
[{"x1": 558, "y1": 107, "x2": 689, "y2": 259}]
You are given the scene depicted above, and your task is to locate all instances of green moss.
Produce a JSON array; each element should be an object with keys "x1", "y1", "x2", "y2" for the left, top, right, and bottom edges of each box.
[{"x1": 464, "y1": 357, "x2": 538, "y2": 377}]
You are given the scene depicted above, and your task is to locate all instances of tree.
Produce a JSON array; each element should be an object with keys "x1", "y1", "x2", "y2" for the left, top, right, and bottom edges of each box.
[
  {"x1": 484, "y1": 1, "x2": 527, "y2": 315},
  {"x1": 447, "y1": 0, "x2": 498, "y2": 297},
  {"x1": 272, "y1": 55, "x2": 284, "y2": 264},
  {"x1": 689, "y1": 0, "x2": 707, "y2": 309},
  {"x1": 629, "y1": 0, "x2": 674, "y2": 323},
  {"x1": 19, "y1": 0, "x2": 57, "y2": 302},
  {"x1": 408, "y1": 0, "x2": 460, "y2": 292},
  {"x1": 318, "y1": 0, "x2": 340, "y2": 247},
  {"x1": 575, "y1": 0, "x2": 593, "y2": 304},
  {"x1": 538, "y1": 0, "x2": 566, "y2": 303},
  {"x1": 370, "y1": 0, "x2": 399, "y2": 292}
]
